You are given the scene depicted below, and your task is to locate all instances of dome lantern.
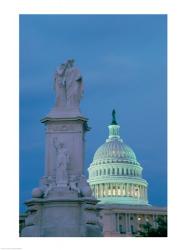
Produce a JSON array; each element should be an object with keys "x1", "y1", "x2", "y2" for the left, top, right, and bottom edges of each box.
[{"x1": 108, "y1": 109, "x2": 121, "y2": 141}]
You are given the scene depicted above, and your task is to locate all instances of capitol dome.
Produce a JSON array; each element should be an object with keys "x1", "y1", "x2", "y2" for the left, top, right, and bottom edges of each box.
[
  {"x1": 88, "y1": 110, "x2": 149, "y2": 205},
  {"x1": 93, "y1": 140, "x2": 137, "y2": 164}
]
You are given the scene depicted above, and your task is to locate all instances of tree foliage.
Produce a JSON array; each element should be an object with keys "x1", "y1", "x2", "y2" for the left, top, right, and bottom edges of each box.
[{"x1": 138, "y1": 216, "x2": 167, "y2": 237}]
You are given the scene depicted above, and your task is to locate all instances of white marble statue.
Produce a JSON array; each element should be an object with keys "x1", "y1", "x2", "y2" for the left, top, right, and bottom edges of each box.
[
  {"x1": 54, "y1": 59, "x2": 83, "y2": 111},
  {"x1": 53, "y1": 138, "x2": 70, "y2": 187},
  {"x1": 54, "y1": 63, "x2": 67, "y2": 107}
]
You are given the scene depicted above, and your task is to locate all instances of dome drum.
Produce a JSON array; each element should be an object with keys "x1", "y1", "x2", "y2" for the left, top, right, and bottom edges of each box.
[
  {"x1": 89, "y1": 182, "x2": 148, "y2": 205},
  {"x1": 88, "y1": 163, "x2": 142, "y2": 179}
]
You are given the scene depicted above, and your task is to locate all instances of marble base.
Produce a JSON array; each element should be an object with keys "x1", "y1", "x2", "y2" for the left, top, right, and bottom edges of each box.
[{"x1": 21, "y1": 197, "x2": 102, "y2": 237}]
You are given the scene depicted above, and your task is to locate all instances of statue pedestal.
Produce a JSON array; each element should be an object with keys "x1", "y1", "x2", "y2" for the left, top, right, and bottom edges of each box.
[
  {"x1": 21, "y1": 113, "x2": 102, "y2": 237},
  {"x1": 21, "y1": 196, "x2": 102, "y2": 237},
  {"x1": 40, "y1": 114, "x2": 89, "y2": 179}
]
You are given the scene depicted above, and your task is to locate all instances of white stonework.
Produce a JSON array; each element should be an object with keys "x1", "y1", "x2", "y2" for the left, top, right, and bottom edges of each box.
[
  {"x1": 99, "y1": 204, "x2": 167, "y2": 237},
  {"x1": 21, "y1": 60, "x2": 102, "y2": 237}
]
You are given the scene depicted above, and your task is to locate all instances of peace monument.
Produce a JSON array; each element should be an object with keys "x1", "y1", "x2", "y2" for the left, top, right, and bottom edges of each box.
[{"x1": 21, "y1": 60, "x2": 102, "y2": 237}]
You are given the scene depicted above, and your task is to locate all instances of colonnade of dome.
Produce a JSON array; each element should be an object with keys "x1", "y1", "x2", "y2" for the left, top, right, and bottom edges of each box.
[{"x1": 90, "y1": 183, "x2": 147, "y2": 199}]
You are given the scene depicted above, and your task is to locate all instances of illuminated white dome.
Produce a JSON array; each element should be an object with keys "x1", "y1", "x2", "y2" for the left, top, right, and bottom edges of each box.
[
  {"x1": 88, "y1": 110, "x2": 149, "y2": 205},
  {"x1": 93, "y1": 140, "x2": 138, "y2": 164}
]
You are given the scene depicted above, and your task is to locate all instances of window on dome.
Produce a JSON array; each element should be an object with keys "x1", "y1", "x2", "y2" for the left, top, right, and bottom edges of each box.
[
  {"x1": 100, "y1": 170, "x2": 102, "y2": 175},
  {"x1": 112, "y1": 187, "x2": 115, "y2": 195},
  {"x1": 123, "y1": 187, "x2": 126, "y2": 196},
  {"x1": 96, "y1": 170, "x2": 98, "y2": 176},
  {"x1": 122, "y1": 168, "x2": 124, "y2": 175},
  {"x1": 117, "y1": 168, "x2": 119, "y2": 175},
  {"x1": 126, "y1": 169, "x2": 129, "y2": 175},
  {"x1": 135, "y1": 188, "x2": 139, "y2": 197},
  {"x1": 112, "y1": 168, "x2": 115, "y2": 175},
  {"x1": 134, "y1": 170, "x2": 136, "y2": 176},
  {"x1": 108, "y1": 168, "x2": 110, "y2": 175},
  {"x1": 104, "y1": 169, "x2": 106, "y2": 175},
  {"x1": 117, "y1": 186, "x2": 121, "y2": 195},
  {"x1": 130, "y1": 169, "x2": 132, "y2": 175}
]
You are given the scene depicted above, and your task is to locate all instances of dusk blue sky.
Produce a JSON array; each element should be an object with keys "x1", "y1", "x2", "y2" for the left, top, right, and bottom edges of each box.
[{"x1": 20, "y1": 15, "x2": 167, "y2": 212}]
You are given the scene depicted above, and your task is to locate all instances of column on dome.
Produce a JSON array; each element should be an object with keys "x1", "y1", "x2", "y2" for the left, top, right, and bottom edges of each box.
[
  {"x1": 108, "y1": 184, "x2": 110, "y2": 196},
  {"x1": 140, "y1": 185, "x2": 142, "y2": 199},
  {"x1": 132, "y1": 184, "x2": 134, "y2": 197},
  {"x1": 96, "y1": 184, "x2": 98, "y2": 198},
  {"x1": 100, "y1": 184, "x2": 102, "y2": 197},
  {"x1": 115, "y1": 184, "x2": 117, "y2": 196},
  {"x1": 114, "y1": 184, "x2": 117, "y2": 196},
  {"x1": 143, "y1": 186, "x2": 145, "y2": 200},
  {"x1": 103, "y1": 183, "x2": 105, "y2": 197},
  {"x1": 117, "y1": 185, "x2": 120, "y2": 196},
  {"x1": 95, "y1": 185, "x2": 97, "y2": 198},
  {"x1": 122, "y1": 184, "x2": 125, "y2": 196},
  {"x1": 138, "y1": 185, "x2": 141, "y2": 199},
  {"x1": 127, "y1": 183, "x2": 130, "y2": 196},
  {"x1": 105, "y1": 183, "x2": 108, "y2": 196},
  {"x1": 120, "y1": 184, "x2": 123, "y2": 196},
  {"x1": 98, "y1": 184, "x2": 100, "y2": 198},
  {"x1": 138, "y1": 185, "x2": 140, "y2": 199},
  {"x1": 145, "y1": 187, "x2": 148, "y2": 201},
  {"x1": 129, "y1": 184, "x2": 131, "y2": 196},
  {"x1": 136, "y1": 185, "x2": 138, "y2": 198},
  {"x1": 130, "y1": 184, "x2": 133, "y2": 196},
  {"x1": 142, "y1": 186, "x2": 144, "y2": 200},
  {"x1": 106, "y1": 183, "x2": 108, "y2": 196},
  {"x1": 126, "y1": 183, "x2": 128, "y2": 196},
  {"x1": 139, "y1": 185, "x2": 141, "y2": 199}
]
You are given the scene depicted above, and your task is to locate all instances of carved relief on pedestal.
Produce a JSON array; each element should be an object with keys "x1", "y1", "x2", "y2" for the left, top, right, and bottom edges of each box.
[
  {"x1": 46, "y1": 123, "x2": 82, "y2": 133},
  {"x1": 53, "y1": 137, "x2": 70, "y2": 187}
]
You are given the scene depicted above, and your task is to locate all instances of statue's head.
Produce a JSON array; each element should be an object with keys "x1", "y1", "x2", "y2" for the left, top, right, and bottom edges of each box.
[
  {"x1": 67, "y1": 59, "x2": 74, "y2": 67},
  {"x1": 56, "y1": 64, "x2": 66, "y2": 75}
]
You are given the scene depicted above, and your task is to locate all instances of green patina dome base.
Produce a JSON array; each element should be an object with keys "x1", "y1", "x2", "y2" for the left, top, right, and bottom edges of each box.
[{"x1": 97, "y1": 197, "x2": 149, "y2": 205}]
